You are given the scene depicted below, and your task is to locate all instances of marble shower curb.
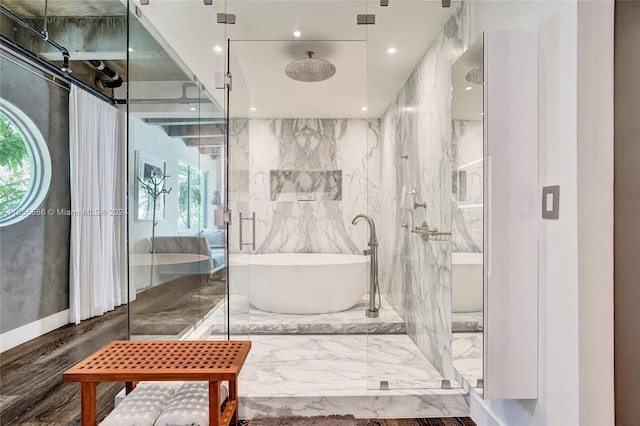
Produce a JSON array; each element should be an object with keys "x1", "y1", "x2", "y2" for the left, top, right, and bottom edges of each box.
[{"x1": 240, "y1": 393, "x2": 470, "y2": 419}]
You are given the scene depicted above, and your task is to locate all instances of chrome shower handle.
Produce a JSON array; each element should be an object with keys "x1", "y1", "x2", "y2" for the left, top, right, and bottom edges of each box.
[
  {"x1": 239, "y1": 212, "x2": 256, "y2": 251},
  {"x1": 239, "y1": 211, "x2": 243, "y2": 250},
  {"x1": 252, "y1": 212, "x2": 256, "y2": 251}
]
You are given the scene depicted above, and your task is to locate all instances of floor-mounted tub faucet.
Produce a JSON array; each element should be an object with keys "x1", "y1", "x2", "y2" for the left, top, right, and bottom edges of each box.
[{"x1": 352, "y1": 214, "x2": 380, "y2": 318}]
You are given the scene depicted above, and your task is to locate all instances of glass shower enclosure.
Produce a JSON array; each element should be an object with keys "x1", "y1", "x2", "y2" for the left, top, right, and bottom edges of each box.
[
  {"x1": 126, "y1": 1, "x2": 227, "y2": 340},
  {"x1": 126, "y1": 0, "x2": 463, "y2": 396}
]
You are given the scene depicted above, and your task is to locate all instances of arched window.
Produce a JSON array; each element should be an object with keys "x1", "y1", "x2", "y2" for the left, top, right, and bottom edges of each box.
[{"x1": 0, "y1": 99, "x2": 52, "y2": 226}]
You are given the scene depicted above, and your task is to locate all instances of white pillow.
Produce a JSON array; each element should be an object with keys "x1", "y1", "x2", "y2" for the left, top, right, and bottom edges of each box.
[
  {"x1": 100, "y1": 382, "x2": 182, "y2": 426},
  {"x1": 154, "y1": 381, "x2": 229, "y2": 426}
]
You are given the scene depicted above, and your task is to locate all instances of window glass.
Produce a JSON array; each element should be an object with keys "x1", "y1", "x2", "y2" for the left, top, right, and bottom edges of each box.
[
  {"x1": 189, "y1": 166, "x2": 202, "y2": 229},
  {"x1": 178, "y1": 162, "x2": 206, "y2": 230},
  {"x1": 178, "y1": 163, "x2": 189, "y2": 230},
  {"x1": 0, "y1": 113, "x2": 33, "y2": 213},
  {"x1": 0, "y1": 100, "x2": 51, "y2": 227}
]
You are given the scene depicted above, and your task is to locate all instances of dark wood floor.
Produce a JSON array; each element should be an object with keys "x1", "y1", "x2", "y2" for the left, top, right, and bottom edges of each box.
[
  {"x1": 0, "y1": 305, "x2": 127, "y2": 425},
  {"x1": 0, "y1": 270, "x2": 227, "y2": 425},
  {"x1": 130, "y1": 270, "x2": 225, "y2": 337}
]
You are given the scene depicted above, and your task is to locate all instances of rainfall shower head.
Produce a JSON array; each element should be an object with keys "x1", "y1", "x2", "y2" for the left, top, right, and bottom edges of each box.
[
  {"x1": 465, "y1": 65, "x2": 483, "y2": 84},
  {"x1": 285, "y1": 51, "x2": 336, "y2": 82}
]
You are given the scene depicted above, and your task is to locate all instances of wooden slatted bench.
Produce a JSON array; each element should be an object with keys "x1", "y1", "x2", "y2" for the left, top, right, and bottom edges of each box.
[{"x1": 62, "y1": 340, "x2": 251, "y2": 426}]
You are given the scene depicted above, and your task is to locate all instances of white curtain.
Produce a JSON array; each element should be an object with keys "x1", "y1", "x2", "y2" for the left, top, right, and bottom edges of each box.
[{"x1": 69, "y1": 86, "x2": 125, "y2": 324}]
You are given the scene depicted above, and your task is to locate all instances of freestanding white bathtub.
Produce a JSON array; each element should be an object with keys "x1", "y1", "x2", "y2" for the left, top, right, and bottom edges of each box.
[
  {"x1": 451, "y1": 252, "x2": 484, "y2": 313},
  {"x1": 229, "y1": 253, "x2": 369, "y2": 314}
]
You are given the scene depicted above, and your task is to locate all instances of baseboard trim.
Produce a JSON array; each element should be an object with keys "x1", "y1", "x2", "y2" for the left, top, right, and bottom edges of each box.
[
  {"x1": 0, "y1": 309, "x2": 70, "y2": 352},
  {"x1": 470, "y1": 392, "x2": 502, "y2": 426}
]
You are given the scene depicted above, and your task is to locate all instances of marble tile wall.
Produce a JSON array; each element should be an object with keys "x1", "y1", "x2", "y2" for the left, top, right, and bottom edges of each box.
[
  {"x1": 229, "y1": 118, "x2": 378, "y2": 255},
  {"x1": 372, "y1": 5, "x2": 466, "y2": 380},
  {"x1": 451, "y1": 119, "x2": 483, "y2": 253},
  {"x1": 228, "y1": 117, "x2": 250, "y2": 255}
]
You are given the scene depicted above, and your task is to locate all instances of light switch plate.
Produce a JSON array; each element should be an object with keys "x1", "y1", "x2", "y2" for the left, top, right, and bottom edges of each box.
[{"x1": 542, "y1": 185, "x2": 560, "y2": 219}]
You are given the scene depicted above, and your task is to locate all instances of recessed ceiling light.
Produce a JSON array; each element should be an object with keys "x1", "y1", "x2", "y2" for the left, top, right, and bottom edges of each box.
[
  {"x1": 465, "y1": 86, "x2": 473, "y2": 91},
  {"x1": 249, "y1": 107, "x2": 257, "y2": 111},
  {"x1": 128, "y1": 47, "x2": 133, "y2": 52},
  {"x1": 190, "y1": 107, "x2": 197, "y2": 111},
  {"x1": 213, "y1": 45, "x2": 223, "y2": 53},
  {"x1": 361, "y1": 106, "x2": 368, "y2": 111},
  {"x1": 293, "y1": 31, "x2": 301, "y2": 38},
  {"x1": 385, "y1": 46, "x2": 398, "y2": 55}
]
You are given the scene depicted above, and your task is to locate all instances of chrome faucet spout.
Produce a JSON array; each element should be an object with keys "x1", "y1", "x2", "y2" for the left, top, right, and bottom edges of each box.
[
  {"x1": 351, "y1": 214, "x2": 380, "y2": 318},
  {"x1": 352, "y1": 214, "x2": 377, "y2": 245}
]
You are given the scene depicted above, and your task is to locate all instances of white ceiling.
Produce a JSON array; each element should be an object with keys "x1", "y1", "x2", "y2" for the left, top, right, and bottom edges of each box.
[{"x1": 131, "y1": 0, "x2": 458, "y2": 118}]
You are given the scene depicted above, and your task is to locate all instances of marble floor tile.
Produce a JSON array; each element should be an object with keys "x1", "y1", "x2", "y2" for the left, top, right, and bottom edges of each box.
[
  {"x1": 208, "y1": 334, "x2": 469, "y2": 418},
  {"x1": 184, "y1": 300, "x2": 469, "y2": 418},
  {"x1": 452, "y1": 332, "x2": 483, "y2": 389},
  {"x1": 232, "y1": 335, "x2": 455, "y2": 396}
]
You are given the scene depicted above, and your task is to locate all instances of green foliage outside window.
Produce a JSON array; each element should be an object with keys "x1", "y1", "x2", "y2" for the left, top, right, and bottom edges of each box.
[
  {"x1": 189, "y1": 166, "x2": 202, "y2": 229},
  {"x1": 178, "y1": 163, "x2": 189, "y2": 230},
  {"x1": 0, "y1": 113, "x2": 32, "y2": 216},
  {"x1": 178, "y1": 162, "x2": 205, "y2": 230}
]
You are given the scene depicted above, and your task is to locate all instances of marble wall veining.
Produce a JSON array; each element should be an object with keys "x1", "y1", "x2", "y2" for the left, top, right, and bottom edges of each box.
[
  {"x1": 373, "y1": 5, "x2": 466, "y2": 380},
  {"x1": 229, "y1": 118, "x2": 378, "y2": 255}
]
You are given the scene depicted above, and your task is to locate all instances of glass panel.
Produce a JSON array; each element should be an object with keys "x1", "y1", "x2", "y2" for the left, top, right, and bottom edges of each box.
[
  {"x1": 365, "y1": 0, "x2": 465, "y2": 390},
  {"x1": 451, "y1": 36, "x2": 484, "y2": 394},
  {"x1": 226, "y1": 41, "x2": 252, "y2": 340},
  {"x1": 194, "y1": 82, "x2": 227, "y2": 341},
  {"x1": 127, "y1": 1, "x2": 226, "y2": 340}
]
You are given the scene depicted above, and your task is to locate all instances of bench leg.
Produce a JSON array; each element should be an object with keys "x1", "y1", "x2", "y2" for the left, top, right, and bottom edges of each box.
[
  {"x1": 80, "y1": 382, "x2": 97, "y2": 426},
  {"x1": 125, "y1": 380, "x2": 138, "y2": 394},
  {"x1": 229, "y1": 379, "x2": 238, "y2": 425},
  {"x1": 209, "y1": 381, "x2": 221, "y2": 426}
]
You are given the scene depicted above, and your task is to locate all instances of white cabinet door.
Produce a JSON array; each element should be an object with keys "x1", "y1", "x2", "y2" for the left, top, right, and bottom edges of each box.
[{"x1": 484, "y1": 30, "x2": 539, "y2": 400}]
